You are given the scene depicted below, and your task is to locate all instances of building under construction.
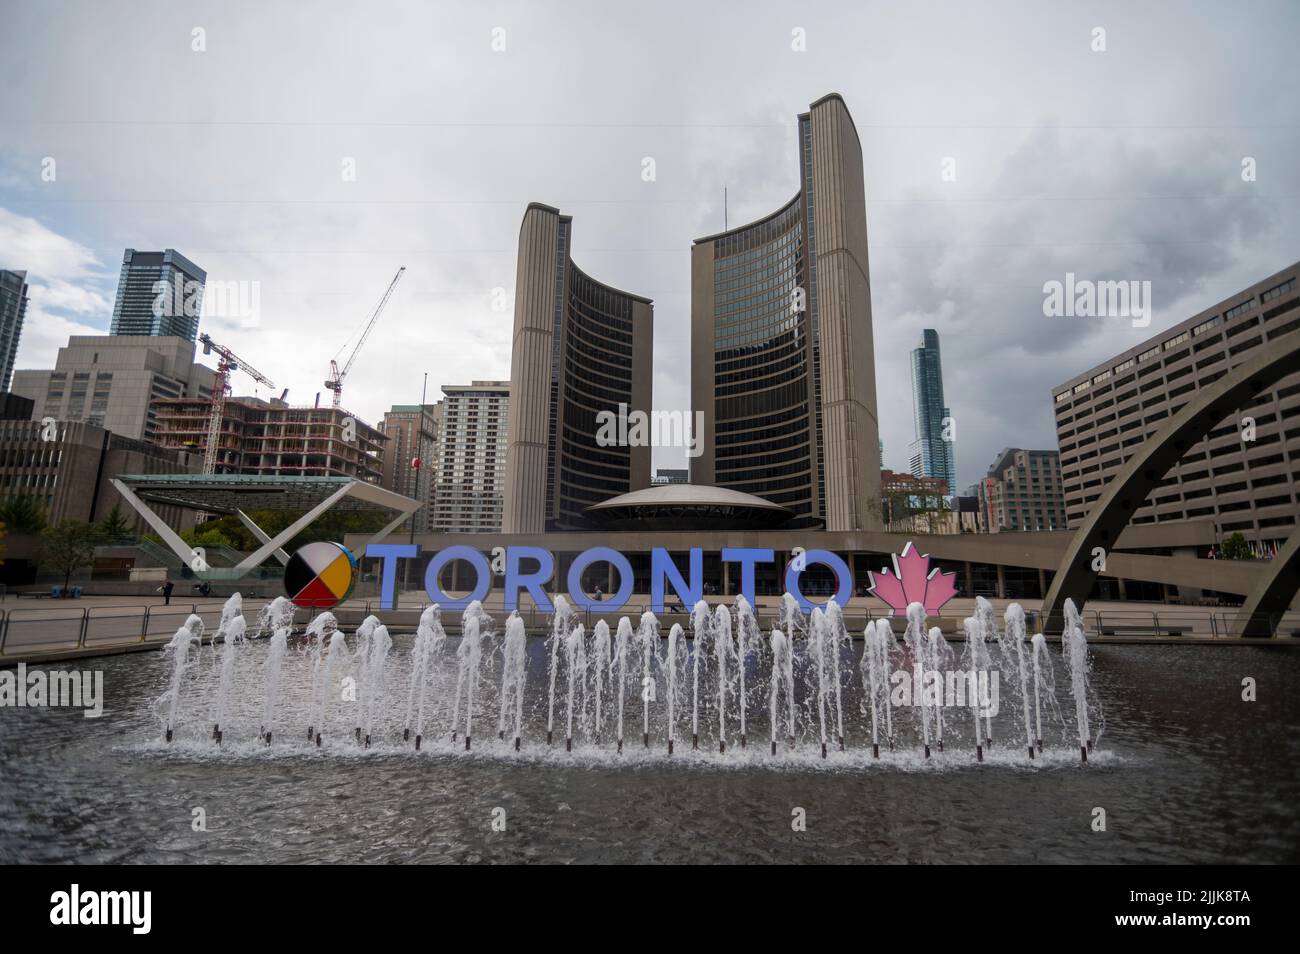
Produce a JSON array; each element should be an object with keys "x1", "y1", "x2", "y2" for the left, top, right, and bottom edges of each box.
[{"x1": 150, "y1": 395, "x2": 386, "y2": 484}]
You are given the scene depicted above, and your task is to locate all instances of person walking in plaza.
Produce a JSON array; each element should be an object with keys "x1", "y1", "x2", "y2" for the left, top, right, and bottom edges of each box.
[{"x1": 158, "y1": 580, "x2": 174, "y2": 606}]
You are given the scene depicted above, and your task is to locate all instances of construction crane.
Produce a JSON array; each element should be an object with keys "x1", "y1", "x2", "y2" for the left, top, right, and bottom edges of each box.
[
  {"x1": 325, "y1": 266, "x2": 405, "y2": 408},
  {"x1": 199, "y1": 333, "x2": 275, "y2": 476}
]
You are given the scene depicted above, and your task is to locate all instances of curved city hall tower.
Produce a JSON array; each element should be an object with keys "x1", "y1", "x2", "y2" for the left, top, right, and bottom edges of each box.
[
  {"x1": 691, "y1": 94, "x2": 882, "y2": 530},
  {"x1": 503, "y1": 203, "x2": 654, "y2": 532}
]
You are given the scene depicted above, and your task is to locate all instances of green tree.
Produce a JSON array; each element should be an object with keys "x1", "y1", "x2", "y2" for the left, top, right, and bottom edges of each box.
[
  {"x1": 175, "y1": 508, "x2": 391, "y2": 559},
  {"x1": 1219, "y1": 532, "x2": 1253, "y2": 561},
  {"x1": 37, "y1": 520, "x2": 104, "y2": 593},
  {"x1": 0, "y1": 494, "x2": 48, "y2": 534},
  {"x1": 181, "y1": 524, "x2": 239, "y2": 551},
  {"x1": 97, "y1": 503, "x2": 134, "y2": 545}
]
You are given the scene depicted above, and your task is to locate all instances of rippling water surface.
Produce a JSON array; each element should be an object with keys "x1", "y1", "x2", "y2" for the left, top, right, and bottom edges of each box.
[{"x1": 1, "y1": 638, "x2": 1297, "y2": 864}]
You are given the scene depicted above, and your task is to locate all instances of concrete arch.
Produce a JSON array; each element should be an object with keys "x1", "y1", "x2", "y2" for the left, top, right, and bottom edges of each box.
[
  {"x1": 1230, "y1": 525, "x2": 1300, "y2": 637},
  {"x1": 1040, "y1": 326, "x2": 1300, "y2": 634}
]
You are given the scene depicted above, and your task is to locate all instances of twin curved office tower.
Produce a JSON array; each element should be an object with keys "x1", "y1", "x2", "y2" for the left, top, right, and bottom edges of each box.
[{"x1": 503, "y1": 94, "x2": 882, "y2": 533}]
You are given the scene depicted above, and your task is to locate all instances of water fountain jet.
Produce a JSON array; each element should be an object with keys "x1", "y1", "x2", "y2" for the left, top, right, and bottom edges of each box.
[
  {"x1": 613, "y1": 617, "x2": 633, "y2": 753},
  {"x1": 1005, "y1": 604, "x2": 1035, "y2": 760},
  {"x1": 1062, "y1": 599, "x2": 1096, "y2": 763},
  {"x1": 545, "y1": 596, "x2": 574, "y2": 745},
  {"x1": 500, "y1": 612, "x2": 527, "y2": 751},
  {"x1": 904, "y1": 603, "x2": 931, "y2": 759},
  {"x1": 159, "y1": 614, "x2": 204, "y2": 742},
  {"x1": 735, "y1": 596, "x2": 760, "y2": 749}
]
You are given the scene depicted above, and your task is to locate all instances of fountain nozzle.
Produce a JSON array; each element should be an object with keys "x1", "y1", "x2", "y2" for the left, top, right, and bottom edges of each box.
[
  {"x1": 403, "y1": 728, "x2": 409, "y2": 741},
  {"x1": 976, "y1": 744, "x2": 984, "y2": 763},
  {"x1": 465, "y1": 736, "x2": 472, "y2": 751},
  {"x1": 165, "y1": 727, "x2": 173, "y2": 743},
  {"x1": 414, "y1": 734, "x2": 422, "y2": 750},
  {"x1": 514, "y1": 737, "x2": 520, "y2": 752},
  {"x1": 872, "y1": 743, "x2": 879, "y2": 759}
]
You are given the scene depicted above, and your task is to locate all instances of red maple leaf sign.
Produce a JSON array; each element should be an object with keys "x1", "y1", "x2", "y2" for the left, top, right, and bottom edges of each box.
[{"x1": 866, "y1": 541, "x2": 958, "y2": 616}]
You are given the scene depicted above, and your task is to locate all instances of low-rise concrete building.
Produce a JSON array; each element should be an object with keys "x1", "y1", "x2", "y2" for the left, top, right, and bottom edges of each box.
[
  {"x1": 1053, "y1": 261, "x2": 1300, "y2": 547},
  {"x1": 10, "y1": 335, "x2": 216, "y2": 441},
  {"x1": 0, "y1": 418, "x2": 201, "y2": 530}
]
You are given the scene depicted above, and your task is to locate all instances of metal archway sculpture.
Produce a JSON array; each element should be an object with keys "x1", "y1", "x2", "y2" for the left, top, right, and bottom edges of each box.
[
  {"x1": 1230, "y1": 525, "x2": 1300, "y2": 637},
  {"x1": 1041, "y1": 326, "x2": 1300, "y2": 634}
]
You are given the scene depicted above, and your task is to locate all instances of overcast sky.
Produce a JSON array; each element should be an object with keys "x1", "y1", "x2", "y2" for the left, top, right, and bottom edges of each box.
[{"x1": 2, "y1": 0, "x2": 1298, "y2": 490}]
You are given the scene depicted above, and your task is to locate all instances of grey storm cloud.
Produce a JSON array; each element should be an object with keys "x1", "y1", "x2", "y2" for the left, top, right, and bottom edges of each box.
[{"x1": 1, "y1": 0, "x2": 1297, "y2": 488}]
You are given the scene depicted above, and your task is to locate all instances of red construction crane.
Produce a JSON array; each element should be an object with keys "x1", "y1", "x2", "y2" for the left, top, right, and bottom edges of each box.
[
  {"x1": 199, "y1": 333, "x2": 275, "y2": 476},
  {"x1": 325, "y1": 266, "x2": 405, "y2": 408}
]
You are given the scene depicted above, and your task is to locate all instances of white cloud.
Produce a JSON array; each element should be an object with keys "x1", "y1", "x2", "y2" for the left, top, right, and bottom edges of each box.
[
  {"x1": 0, "y1": 1, "x2": 1296, "y2": 487},
  {"x1": 11, "y1": 305, "x2": 101, "y2": 371},
  {"x1": 0, "y1": 207, "x2": 104, "y2": 282},
  {"x1": 31, "y1": 277, "x2": 111, "y2": 315}
]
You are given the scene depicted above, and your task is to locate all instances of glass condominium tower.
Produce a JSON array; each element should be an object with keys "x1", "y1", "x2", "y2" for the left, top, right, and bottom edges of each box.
[
  {"x1": 908, "y1": 328, "x2": 956, "y2": 495},
  {"x1": 110, "y1": 249, "x2": 207, "y2": 341},
  {"x1": 0, "y1": 270, "x2": 29, "y2": 391},
  {"x1": 502, "y1": 203, "x2": 654, "y2": 532},
  {"x1": 690, "y1": 94, "x2": 882, "y2": 530}
]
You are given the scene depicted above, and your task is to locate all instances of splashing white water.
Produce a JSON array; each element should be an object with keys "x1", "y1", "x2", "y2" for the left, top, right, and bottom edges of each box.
[
  {"x1": 159, "y1": 614, "x2": 204, "y2": 740},
  {"x1": 499, "y1": 612, "x2": 527, "y2": 747}
]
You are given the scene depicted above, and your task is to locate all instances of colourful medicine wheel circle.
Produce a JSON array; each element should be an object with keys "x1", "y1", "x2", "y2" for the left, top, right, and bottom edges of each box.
[{"x1": 285, "y1": 541, "x2": 357, "y2": 609}]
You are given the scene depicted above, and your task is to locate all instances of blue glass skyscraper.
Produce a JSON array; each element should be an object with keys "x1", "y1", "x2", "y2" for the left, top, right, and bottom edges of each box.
[
  {"x1": 908, "y1": 329, "x2": 956, "y2": 495},
  {"x1": 110, "y1": 249, "x2": 206, "y2": 341}
]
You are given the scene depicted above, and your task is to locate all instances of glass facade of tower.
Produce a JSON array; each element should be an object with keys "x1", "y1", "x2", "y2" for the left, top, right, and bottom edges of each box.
[
  {"x1": 692, "y1": 94, "x2": 883, "y2": 532},
  {"x1": 908, "y1": 329, "x2": 956, "y2": 494},
  {"x1": 711, "y1": 197, "x2": 818, "y2": 517},
  {"x1": 503, "y1": 204, "x2": 653, "y2": 533},
  {"x1": 0, "y1": 270, "x2": 29, "y2": 392},
  {"x1": 556, "y1": 262, "x2": 638, "y2": 528},
  {"x1": 110, "y1": 249, "x2": 206, "y2": 341}
]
